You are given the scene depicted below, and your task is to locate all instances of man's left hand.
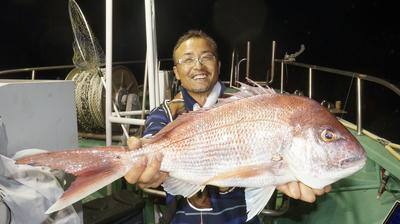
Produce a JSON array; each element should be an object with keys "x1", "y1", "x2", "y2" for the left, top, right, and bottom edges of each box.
[{"x1": 277, "y1": 182, "x2": 331, "y2": 202}]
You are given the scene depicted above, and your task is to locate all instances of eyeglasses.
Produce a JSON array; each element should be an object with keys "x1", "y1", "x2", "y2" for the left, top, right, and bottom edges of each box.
[{"x1": 177, "y1": 55, "x2": 216, "y2": 66}]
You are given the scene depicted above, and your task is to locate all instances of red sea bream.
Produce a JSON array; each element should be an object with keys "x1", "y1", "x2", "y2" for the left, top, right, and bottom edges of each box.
[{"x1": 17, "y1": 82, "x2": 367, "y2": 220}]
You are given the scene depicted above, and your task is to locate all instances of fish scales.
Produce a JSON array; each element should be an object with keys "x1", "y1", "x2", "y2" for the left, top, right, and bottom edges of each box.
[
  {"x1": 140, "y1": 95, "x2": 291, "y2": 185},
  {"x1": 16, "y1": 82, "x2": 367, "y2": 220}
]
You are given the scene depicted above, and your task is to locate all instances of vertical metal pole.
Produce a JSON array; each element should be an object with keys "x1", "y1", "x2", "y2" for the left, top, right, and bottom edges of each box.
[
  {"x1": 246, "y1": 41, "x2": 250, "y2": 79},
  {"x1": 105, "y1": 0, "x2": 112, "y2": 146},
  {"x1": 235, "y1": 61, "x2": 239, "y2": 86},
  {"x1": 229, "y1": 50, "x2": 235, "y2": 87},
  {"x1": 105, "y1": 0, "x2": 113, "y2": 196},
  {"x1": 144, "y1": 0, "x2": 158, "y2": 110},
  {"x1": 308, "y1": 68, "x2": 312, "y2": 98},
  {"x1": 141, "y1": 56, "x2": 149, "y2": 120},
  {"x1": 356, "y1": 78, "x2": 362, "y2": 135},
  {"x1": 154, "y1": 64, "x2": 160, "y2": 106},
  {"x1": 31, "y1": 70, "x2": 35, "y2": 80},
  {"x1": 269, "y1": 41, "x2": 275, "y2": 84},
  {"x1": 158, "y1": 70, "x2": 165, "y2": 102},
  {"x1": 280, "y1": 62, "x2": 284, "y2": 93},
  {"x1": 155, "y1": 61, "x2": 161, "y2": 106}
]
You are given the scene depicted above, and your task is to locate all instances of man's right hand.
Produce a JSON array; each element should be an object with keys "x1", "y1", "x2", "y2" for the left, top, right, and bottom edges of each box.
[{"x1": 124, "y1": 137, "x2": 169, "y2": 189}]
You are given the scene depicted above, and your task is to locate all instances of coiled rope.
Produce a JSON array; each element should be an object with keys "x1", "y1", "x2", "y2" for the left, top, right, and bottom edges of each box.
[{"x1": 72, "y1": 68, "x2": 105, "y2": 132}]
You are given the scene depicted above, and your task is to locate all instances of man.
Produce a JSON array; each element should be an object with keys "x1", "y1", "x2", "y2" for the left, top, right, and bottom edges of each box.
[{"x1": 124, "y1": 30, "x2": 331, "y2": 223}]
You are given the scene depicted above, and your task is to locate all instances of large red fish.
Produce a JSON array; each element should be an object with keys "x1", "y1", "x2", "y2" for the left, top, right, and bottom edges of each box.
[{"x1": 17, "y1": 81, "x2": 367, "y2": 220}]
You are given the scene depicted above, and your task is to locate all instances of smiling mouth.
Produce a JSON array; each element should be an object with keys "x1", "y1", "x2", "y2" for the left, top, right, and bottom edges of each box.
[{"x1": 192, "y1": 74, "x2": 208, "y2": 80}]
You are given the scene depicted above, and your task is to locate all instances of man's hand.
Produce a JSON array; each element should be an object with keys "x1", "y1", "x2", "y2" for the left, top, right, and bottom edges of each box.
[
  {"x1": 124, "y1": 137, "x2": 169, "y2": 189},
  {"x1": 277, "y1": 182, "x2": 331, "y2": 202}
]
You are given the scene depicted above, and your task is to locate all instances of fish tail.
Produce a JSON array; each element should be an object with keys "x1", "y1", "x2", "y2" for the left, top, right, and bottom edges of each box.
[{"x1": 16, "y1": 146, "x2": 133, "y2": 214}]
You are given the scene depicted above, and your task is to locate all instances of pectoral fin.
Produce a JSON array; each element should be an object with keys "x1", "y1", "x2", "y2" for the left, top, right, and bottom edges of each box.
[
  {"x1": 162, "y1": 176, "x2": 205, "y2": 198},
  {"x1": 245, "y1": 187, "x2": 276, "y2": 221}
]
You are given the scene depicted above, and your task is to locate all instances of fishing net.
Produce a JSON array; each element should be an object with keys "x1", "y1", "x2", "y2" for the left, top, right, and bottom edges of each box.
[
  {"x1": 67, "y1": 0, "x2": 138, "y2": 136},
  {"x1": 67, "y1": 0, "x2": 106, "y2": 132},
  {"x1": 68, "y1": 0, "x2": 104, "y2": 73}
]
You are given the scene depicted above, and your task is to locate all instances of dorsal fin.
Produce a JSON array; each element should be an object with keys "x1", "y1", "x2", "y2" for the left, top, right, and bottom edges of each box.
[
  {"x1": 148, "y1": 78, "x2": 276, "y2": 144},
  {"x1": 218, "y1": 78, "x2": 276, "y2": 104},
  {"x1": 237, "y1": 78, "x2": 276, "y2": 96}
]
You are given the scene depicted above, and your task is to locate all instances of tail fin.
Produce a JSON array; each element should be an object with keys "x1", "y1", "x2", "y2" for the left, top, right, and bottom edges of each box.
[{"x1": 16, "y1": 146, "x2": 133, "y2": 214}]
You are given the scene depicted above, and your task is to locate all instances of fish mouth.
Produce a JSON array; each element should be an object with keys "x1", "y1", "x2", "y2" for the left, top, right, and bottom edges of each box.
[{"x1": 338, "y1": 155, "x2": 367, "y2": 169}]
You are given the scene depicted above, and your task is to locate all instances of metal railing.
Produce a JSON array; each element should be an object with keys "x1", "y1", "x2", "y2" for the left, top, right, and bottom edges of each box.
[
  {"x1": 0, "y1": 60, "x2": 148, "y2": 79},
  {"x1": 270, "y1": 50, "x2": 400, "y2": 136},
  {"x1": 0, "y1": 64, "x2": 75, "y2": 80},
  {"x1": 228, "y1": 40, "x2": 400, "y2": 135},
  {"x1": 0, "y1": 58, "x2": 172, "y2": 141}
]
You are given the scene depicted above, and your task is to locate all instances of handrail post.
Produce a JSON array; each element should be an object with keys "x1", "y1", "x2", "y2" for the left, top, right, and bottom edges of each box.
[
  {"x1": 356, "y1": 77, "x2": 362, "y2": 135},
  {"x1": 246, "y1": 41, "x2": 250, "y2": 79},
  {"x1": 308, "y1": 68, "x2": 312, "y2": 98},
  {"x1": 236, "y1": 58, "x2": 247, "y2": 85},
  {"x1": 105, "y1": 0, "x2": 113, "y2": 146},
  {"x1": 280, "y1": 62, "x2": 284, "y2": 93},
  {"x1": 269, "y1": 41, "x2": 276, "y2": 84},
  {"x1": 229, "y1": 50, "x2": 235, "y2": 87},
  {"x1": 31, "y1": 70, "x2": 35, "y2": 80},
  {"x1": 144, "y1": 0, "x2": 158, "y2": 110}
]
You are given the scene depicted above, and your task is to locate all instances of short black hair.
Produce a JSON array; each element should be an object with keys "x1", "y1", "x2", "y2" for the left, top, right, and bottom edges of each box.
[{"x1": 173, "y1": 30, "x2": 218, "y2": 64}]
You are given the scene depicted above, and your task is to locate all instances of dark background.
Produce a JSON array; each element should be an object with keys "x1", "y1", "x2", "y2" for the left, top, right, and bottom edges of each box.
[{"x1": 1, "y1": 0, "x2": 399, "y2": 142}]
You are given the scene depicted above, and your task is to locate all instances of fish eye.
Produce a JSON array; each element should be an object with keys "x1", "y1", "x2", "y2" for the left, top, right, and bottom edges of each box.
[{"x1": 320, "y1": 129, "x2": 336, "y2": 142}]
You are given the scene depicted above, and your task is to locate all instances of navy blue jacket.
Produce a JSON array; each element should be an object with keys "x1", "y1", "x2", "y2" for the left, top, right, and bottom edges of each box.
[{"x1": 143, "y1": 82, "x2": 259, "y2": 224}]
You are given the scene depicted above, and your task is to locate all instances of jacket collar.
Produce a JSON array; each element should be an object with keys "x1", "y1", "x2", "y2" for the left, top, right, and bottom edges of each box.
[{"x1": 181, "y1": 81, "x2": 226, "y2": 112}]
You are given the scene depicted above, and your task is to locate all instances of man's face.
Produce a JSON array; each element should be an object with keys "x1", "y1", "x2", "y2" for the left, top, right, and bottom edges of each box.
[{"x1": 173, "y1": 38, "x2": 220, "y2": 95}]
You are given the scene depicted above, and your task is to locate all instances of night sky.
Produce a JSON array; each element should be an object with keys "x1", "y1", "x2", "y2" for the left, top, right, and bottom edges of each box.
[{"x1": 1, "y1": 0, "x2": 399, "y2": 142}]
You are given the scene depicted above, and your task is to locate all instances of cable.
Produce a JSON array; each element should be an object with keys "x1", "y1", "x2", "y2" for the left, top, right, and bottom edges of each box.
[
  {"x1": 339, "y1": 118, "x2": 400, "y2": 160},
  {"x1": 341, "y1": 74, "x2": 355, "y2": 119}
]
